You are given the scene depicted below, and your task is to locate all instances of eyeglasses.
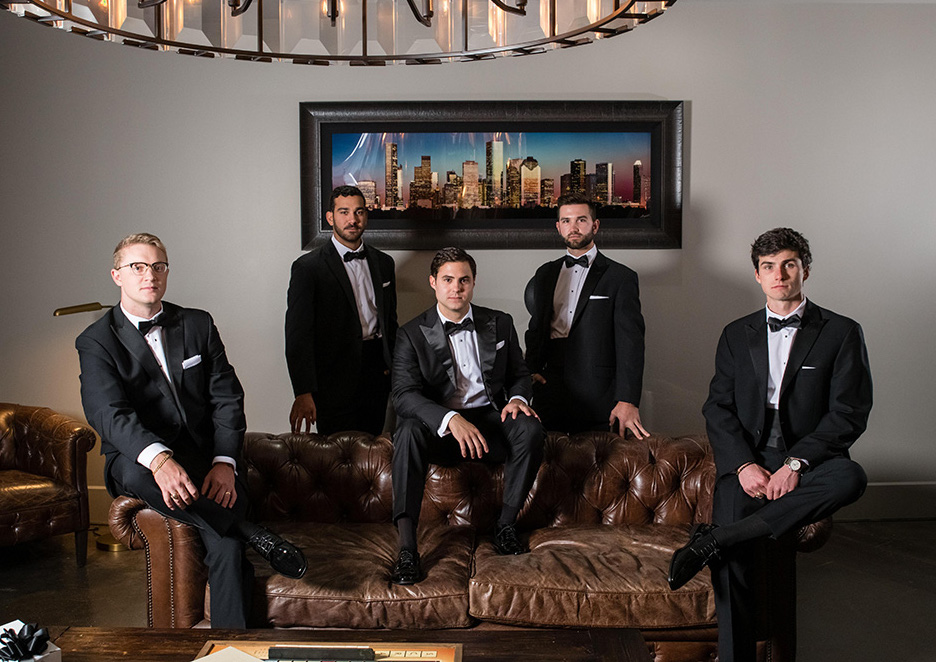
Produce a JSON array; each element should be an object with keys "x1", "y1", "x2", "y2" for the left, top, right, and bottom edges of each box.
[{"x1": 117, "y1": 262, "x2": 169, "y2": 275}]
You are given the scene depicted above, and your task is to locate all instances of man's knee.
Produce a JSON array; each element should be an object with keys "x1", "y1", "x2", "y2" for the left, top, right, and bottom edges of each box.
[
  {"x1": 503, "y1": 414, "x2": 545, "y2": 452},
  {"x1": 828, "y1": 458, "x2": 867, "y2": 505},
  {"x1": 805, "y1": 457, "x2": 867, "y2": 509},
  {"x1": 393, "y1": 417, "x2": 432, "y2": 448}
]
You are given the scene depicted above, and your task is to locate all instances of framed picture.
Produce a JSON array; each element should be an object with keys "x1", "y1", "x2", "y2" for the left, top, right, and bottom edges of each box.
[{"x1": 299, "y1": 100, "x2": 683, "y2": 250}]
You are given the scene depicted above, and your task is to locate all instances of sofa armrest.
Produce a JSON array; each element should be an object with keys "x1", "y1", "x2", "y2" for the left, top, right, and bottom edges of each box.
[{"x1": 109, "y1": 496, "x2": 208, "y2": 628}]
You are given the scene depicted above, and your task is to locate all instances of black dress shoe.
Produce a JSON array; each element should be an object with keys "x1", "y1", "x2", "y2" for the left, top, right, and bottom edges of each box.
[
  {"x1": 493, "y1": 523, "x2": 528, "y2": 555},
  {"x1": 668, "y1": 523, "x2": 720, "y2": 590},
  {"x1": 247, "y1": 528, "x2": 307, "y2": 579},
  {"x1": 390, "y1": 549, "x2": 422, "y2": 585}
]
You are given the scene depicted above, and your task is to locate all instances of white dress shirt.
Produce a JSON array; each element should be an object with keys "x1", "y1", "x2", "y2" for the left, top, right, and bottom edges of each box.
[
  {"x1": 120, "y1": 304, "x2": 235, "y2": 472},
  {"x1": 332, "y1": 235, "x2": 379, "y2": 340},
  {"x1": 436, "y1": 306, "x2": 527, "y2": 436},
  {"x1": 550, "y1": 245, "x2": 597, "y2": 339},
  {"x1": 766, "y1": 297, "x2": 808, "y2": 409}
]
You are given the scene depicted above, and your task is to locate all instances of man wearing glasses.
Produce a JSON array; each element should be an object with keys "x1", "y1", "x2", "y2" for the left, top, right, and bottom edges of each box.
[{"x1": 76, "y1": 233, "x2": 307, "y2": 629}]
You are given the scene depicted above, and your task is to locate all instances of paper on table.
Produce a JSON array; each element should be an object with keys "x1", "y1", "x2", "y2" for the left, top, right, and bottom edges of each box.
[{"x1": 192, "y1": 645, "x2": 262, "y2": 661}]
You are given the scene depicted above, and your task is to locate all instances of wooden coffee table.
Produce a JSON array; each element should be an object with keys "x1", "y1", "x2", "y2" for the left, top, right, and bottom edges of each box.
[{"x1": 51, "y1": 626, "x2": 651, "y2": 662}]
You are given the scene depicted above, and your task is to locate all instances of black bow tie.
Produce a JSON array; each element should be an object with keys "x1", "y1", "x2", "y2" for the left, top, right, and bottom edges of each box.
[
  {"x1": 767, "y1": 315, "x2": 801, "y2": 332},
  {"x1": 343, "y1": 250, "x2": 366, "y2": 262},
  {"x1": 138, "y1": 313, "x2": 172, "y2": 335},
  {"x1": 444, "y1": 318, "x2": 475, "y2": 336},
  {"x1": 564, "y1": 255, "x2": 588, "y2": 269}
]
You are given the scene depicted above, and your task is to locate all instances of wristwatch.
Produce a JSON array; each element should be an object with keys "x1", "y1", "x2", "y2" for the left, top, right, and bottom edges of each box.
[{"x1": 783, "y1": 457, "x2": 804, "y2": 474}]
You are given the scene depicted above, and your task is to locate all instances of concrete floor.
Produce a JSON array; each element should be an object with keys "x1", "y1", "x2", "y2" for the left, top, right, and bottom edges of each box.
[{"x1": 1, "y1": 521, "x2": 934, "y2": 660}]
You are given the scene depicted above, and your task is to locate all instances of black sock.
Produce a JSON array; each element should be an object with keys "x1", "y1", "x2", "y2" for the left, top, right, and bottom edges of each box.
[
  {"x1": 711, "y1": 515, "x2": 772, "y2": 548},
  {"x1": 497, "y1": 505, "x2": 520, "y2": 530},
  {"x1": 396, "y1": 516, "x2": 417, "y2": 552},
  {"x1": 233, "y1": 520, "x2": 262, "y2": 541}
]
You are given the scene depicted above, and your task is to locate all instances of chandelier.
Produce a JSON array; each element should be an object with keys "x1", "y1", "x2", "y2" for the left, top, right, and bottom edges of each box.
[{"x1": 1, "y1": 0, "x2": 675, "y2": 65}]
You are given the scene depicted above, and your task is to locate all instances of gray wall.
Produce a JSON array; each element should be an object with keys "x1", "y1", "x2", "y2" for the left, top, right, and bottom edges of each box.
[{"x1": 2, "y1": 2, "x2": 934, "y2": 522}]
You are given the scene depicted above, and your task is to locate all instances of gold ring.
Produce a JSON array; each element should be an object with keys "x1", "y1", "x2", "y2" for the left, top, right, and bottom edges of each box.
[
  {"x1": 170, "y1": 493, "x2": 179, "y2": 500},
  {"x1": 224, "y1": 491, "x2": 231, "y2": 496}
]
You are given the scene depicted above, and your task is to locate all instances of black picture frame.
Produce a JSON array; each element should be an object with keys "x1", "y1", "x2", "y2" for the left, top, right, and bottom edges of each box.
[{"x1": 300, "y1": 100, "x2": 683, "y2": 250}]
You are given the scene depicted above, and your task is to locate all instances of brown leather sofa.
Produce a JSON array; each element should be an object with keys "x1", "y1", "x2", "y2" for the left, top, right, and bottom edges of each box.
[
  {"x1": 109, "y1": 431, "x2": 829, "y2": 662},
  {"x1": 0, "y1": 402, "x2": 97, "y2": 566}
]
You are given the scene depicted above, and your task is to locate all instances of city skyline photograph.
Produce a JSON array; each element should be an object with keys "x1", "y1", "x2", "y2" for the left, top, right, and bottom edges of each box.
[{"x1": 329, "y1": 130, "x2": 652, "y2": 211}]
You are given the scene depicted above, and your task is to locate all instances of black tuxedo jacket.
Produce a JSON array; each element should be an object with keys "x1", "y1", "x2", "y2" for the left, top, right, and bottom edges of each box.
[
  {"x1": 525, "y1": 251, "x2": 645, "y2": 416},
  {"x1": 703, "y1": 300, "x2": 872, "y2": 479},
  {"x1": 392, "y1": 306, "x2": 533, "y2": 434},
  {"x1": 285, "y1": 241, "x2": 397, "y2": 406},
  {"x1": 76, "y1": 302, "x2": 246, "y2": 496}
]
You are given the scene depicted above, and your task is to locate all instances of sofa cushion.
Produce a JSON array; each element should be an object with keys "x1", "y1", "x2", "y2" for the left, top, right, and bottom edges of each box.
[
  {"x1": 247, "y1": 521, "x2": 475, "y2": 629},
  {"x1": 469, "y1": 524, "x2": 716, "y2": 629}
]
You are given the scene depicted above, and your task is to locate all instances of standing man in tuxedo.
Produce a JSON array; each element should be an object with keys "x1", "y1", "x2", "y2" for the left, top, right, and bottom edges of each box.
[
  {"x1": 389, "y1": 247, "x2": 546, "y2": 585},
  {"x1": 286, "y1": 185, "x2": 398, "y2": 435},
  {"x1": 524, "y1": 193, "x2": 647, "y2": 436},
  {"x1": 77, "y1": 233, "x2": 306, "y2": 629},
  {"x1": 668, "y1": 228, "x2": 872, "y2": 662}
]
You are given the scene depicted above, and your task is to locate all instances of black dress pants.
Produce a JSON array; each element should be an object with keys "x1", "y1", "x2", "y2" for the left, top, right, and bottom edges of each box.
[
  {"x1": 316, "y1": 338, "x2": 391, "y2": 436},
  {"x1": 391, "y1": 406, "x2": 545, "y2": 524},
  {"x1": 711, "y1": 448, "x2": 867, "y2": 662},
  {"x1": 109, "y1": 452, "x2": 254, "y2": 629}
]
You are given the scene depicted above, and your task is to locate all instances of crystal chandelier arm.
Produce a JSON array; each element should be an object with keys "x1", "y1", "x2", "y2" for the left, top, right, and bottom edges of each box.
[
  {"x1": 489, "y1": 0, "x2": 526, "y2": 17},
  {"x1": 228, "y1": 0, "x2": 252, "y2": 17},
  {"x1": 405, "y1": 0, "x2": 433, "y2": 27}
]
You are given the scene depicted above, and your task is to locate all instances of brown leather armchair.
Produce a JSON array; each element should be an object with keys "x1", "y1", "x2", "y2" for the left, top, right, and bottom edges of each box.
[{"x1": 0, "y1": 402, "x2": 97, "y2": 566}]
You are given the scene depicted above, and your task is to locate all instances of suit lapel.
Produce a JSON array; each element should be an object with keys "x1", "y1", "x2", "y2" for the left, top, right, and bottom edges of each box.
[
  {"x1": 419, "y1": 311, "x2": 456, "y2": 387},
  {"x1": 780, "y1": 302, "x2": 826, "y2": 396},
  {"x1": 364, "y1": 246, "x2": 385, "y2": 332},
  {"x1": 538, "y1": 260, "x2": 562, "y2": 323},
  {"x1": 163, "y1": 306, "x2": 185, "y2": 388},
  {"x1": 474, "y1": 308, "x2": 498, "y2": 383},
  {"x1": 110, "y1": 307, "x2": 176, "y2": 405},
  {"x1": 323, "y1": 241, "x2": 357, "y2": 312},
  {"x1": 745, "y1": 314, "x2": 769, "y2": 406},
  {"x1": 571, "y1": 252, "x2": 608, "y2": 330}
]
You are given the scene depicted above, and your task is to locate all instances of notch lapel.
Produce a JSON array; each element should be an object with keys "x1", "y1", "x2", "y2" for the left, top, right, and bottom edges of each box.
[{"x1": 110, "y1": 307, "x2": 176, "y2": 406}]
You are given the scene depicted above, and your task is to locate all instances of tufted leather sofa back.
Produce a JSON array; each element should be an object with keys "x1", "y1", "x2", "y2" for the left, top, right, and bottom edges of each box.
[{"x1": 243, "y1": 431, "x2": 715, "y2": 533}]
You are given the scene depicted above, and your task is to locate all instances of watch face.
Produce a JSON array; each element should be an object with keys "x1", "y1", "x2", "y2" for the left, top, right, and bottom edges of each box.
[{"x1": 787, "y1": 458, "x2": 802, "y2": 472}]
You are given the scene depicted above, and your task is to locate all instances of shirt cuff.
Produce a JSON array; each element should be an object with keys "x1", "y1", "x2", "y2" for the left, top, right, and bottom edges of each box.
[
  {"x1": 138, "y1": 443, "x2": 171, "y2": 470},
  {"x1": 508, "y1": 396, "x2": 529, "y2": 407},
  {"x1": 438, "y1": 411, "x2": 458, "y2": 437},
  {"x1": 213, "y1": 456, "x2": 238, "y2": 474}
]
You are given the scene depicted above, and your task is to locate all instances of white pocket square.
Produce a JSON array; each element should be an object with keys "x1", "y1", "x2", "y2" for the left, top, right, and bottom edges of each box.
[
  {"x1": 382, "y1": 281, "x2": 391, "y2": 288},
  {"x1": 182, "y1": 355, "x2": 202, "y2": 369},
  {"x1": 589, "y1": 295, "x2": 610, "y2": 300},
  {"x1": 495, "y1": 340, "x2": 506, "y2": 350},
  {"x1": 801, "y1": 365, "x2": 817, "y2": 370}
]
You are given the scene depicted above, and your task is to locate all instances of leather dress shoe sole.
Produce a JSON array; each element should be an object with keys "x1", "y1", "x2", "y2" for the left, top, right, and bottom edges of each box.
[
  {"x1": 248, "y1": 528, "x2": 308, "y2": 579},
  {"x1": 668, "y1": 523, "x2": 720, "y2": 590}
]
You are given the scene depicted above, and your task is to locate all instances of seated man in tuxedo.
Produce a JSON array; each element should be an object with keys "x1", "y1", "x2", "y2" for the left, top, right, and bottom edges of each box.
[
  {"x1": 76, "y1": 232, "x2": 307, "y2": 629},
  {"x1": 389, "y1": 247, "x2": 546, "y2": 585},
  {"x1": 668, "y1": 228, "x2": 871, "y2": 662}
]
